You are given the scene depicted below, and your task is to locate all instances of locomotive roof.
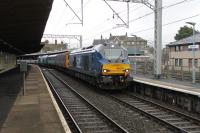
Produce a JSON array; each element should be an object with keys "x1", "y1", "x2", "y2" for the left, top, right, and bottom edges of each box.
[
  {"x1": 70, "y1": 43, "x2": 126, "y2": 54},
  {"x1": 70, "y1": 44, "x2": 103, "y2": 54}
]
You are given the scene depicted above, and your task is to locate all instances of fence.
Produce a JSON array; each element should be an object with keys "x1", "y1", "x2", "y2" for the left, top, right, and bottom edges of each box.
[{"x1": 131, "y1": 61, "x2": 200, "y2": 82}]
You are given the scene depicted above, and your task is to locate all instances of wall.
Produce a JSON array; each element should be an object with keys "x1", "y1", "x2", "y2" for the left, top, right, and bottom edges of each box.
[{"x1": 0, "y1": 51, "x2": 17, "y2": 74}]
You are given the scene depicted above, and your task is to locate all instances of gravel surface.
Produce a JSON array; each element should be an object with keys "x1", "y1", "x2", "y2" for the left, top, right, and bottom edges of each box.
[
  {"x1": 128, "y1": 90, "x2": 200, "y2": 121},
  {"x1": 53, "y1": 70, "x2": 173, "y2": 133}
]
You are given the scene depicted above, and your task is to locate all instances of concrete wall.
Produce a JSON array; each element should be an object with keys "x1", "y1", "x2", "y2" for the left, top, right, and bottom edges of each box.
[{"x1": 0, "y1": 51, "x2": 17, "y2": 74}]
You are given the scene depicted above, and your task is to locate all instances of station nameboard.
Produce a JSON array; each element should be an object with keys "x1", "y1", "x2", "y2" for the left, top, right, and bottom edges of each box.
[{"x1": 188, "y1": 45, "x2": 199, "y2": 49}]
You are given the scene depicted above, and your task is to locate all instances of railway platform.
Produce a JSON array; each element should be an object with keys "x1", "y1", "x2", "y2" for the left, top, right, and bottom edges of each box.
[
  {"x1": 132, "y1": 74, "x2": 200, "y2": 113},
  {"x1": 0, "y1": 65, "x2": 70, "y2": 133},
  {"x1": 133, "y1": 74, "x2": 200, "y2": 96}
]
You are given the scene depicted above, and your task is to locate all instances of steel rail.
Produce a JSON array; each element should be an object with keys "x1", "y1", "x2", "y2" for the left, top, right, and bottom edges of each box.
[
  {"x1": 127, "y1": 93, "x2": 200, "y2": 126},
  {"x1": 43, "y1": 70, "x2": 83, "y2": 133},
  {"x1": 47, "y1": 70, "x2": 129, "y2": 133},
  {"x1": 105, "y1": 93, "x2": 195, "y2": 133}
]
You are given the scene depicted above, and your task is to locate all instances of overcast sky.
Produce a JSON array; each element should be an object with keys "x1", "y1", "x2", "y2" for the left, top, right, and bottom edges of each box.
[{"x1": 43, "y1": 0, "x2": 200, "y2": 48}]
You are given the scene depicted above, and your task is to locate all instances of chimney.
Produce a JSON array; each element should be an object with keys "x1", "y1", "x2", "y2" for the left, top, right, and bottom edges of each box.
[
  {"x1": 101, "y1": 35, "x2": 103, "y2": 40},
  {"x1": 125, "y1": 32, "x2": 127, "y2": 37}
]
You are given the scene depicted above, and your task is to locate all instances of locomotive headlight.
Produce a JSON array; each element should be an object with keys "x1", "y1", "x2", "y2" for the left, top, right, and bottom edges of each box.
[
  {"x1": 125, "y1": 69, "x2": 129, "y2": 72},
  {"x1": 103, "y1": 69, "x2": 107, "y2": 73}
]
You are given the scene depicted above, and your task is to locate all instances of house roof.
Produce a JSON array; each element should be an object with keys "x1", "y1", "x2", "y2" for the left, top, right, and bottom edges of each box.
[
  {"x1": 110, "y1": 35, "x2": 146, "y2": 42},
  {"x1": 93, "y1": 39, "x2": 109, "y2": 45},
  {"x1": 168, "y1": 33, "x2": 200, "y2": 46},
  {"x1": 93, "y1": 35, "x2": 147, "y2": 46}
]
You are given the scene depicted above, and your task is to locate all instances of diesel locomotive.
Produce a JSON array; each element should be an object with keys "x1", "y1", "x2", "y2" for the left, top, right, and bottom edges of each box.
[{"x1": 38, "y1": 43, "x2": 132, "y2": 89}]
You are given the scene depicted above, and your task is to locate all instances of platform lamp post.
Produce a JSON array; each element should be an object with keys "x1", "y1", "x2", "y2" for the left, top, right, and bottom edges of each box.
[{"x1": 186, "y1": 22, "x2": 196, "y2": 84}]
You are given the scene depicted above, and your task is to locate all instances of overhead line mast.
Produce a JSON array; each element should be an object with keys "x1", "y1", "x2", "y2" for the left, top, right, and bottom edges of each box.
[{"x1": 106, "y1": 0, "x2": 162, "y2": 79}]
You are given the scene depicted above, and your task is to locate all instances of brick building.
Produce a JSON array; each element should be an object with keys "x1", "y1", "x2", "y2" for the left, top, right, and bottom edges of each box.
[{"x1": 167, "y1": 33, "x2": 200, "y2": 71}]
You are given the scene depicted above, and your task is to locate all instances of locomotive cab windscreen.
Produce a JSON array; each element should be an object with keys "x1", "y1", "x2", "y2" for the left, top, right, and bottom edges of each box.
[
  {"x1": 100, "y1": 43, "x2": 128, "y2": 63},
  {"x1": 98, "y1": 43, "x2": 131, "y2": 77}
]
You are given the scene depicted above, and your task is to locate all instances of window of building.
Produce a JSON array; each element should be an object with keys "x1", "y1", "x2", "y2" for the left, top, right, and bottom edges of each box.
[
  {"x1": 170, "y1": 47, "x2": 175, "y2": 52},
  {"x1": 132, "y1": 42, "x2": 135, "y2": 45},
  {"x1": 188, "y1": 59, "x2": 192, "y2": 67},
  {"x1": 180, "y1": 46, "x2": 183, "y2": 51},
  {"x1": 195, "y1": 59, "x2": 198, "y2": 67},
  {"x1": 179, "y1": 59, "x2": 183, "y2": 66},
  {"x1": 188, "y1": 59, "x2": 198, "y2": 67},
  {"x1": 175, "y1": 46, "x2": 181, "y2": 51},
  {"x1": 175, "y1": 59, "x2": 179, "y2": 66},
  {"x1": 182, "y1": 45, "x2": 187, "y2": 51}
]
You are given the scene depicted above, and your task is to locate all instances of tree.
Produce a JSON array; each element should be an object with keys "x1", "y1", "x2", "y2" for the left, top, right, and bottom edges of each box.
[{"x1": 174, "y1": 26, "x2": 197, "y2": 40}]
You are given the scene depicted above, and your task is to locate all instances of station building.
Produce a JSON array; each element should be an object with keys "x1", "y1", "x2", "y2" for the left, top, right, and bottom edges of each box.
[{"x1": 167, "y1": 33, "x2": 200, "y2": 71}]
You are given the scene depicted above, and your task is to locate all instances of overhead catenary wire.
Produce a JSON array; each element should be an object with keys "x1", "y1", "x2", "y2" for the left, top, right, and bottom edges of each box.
[
  {"x1": 56, "y1": 0, "x2": 92, "y2": 33},
  {"x1": 131, "y1": 12, "x2": 200, "y2": 34},
  {"x1": 84, "y1": 5, "x2": 139, "y2": 34},
  {"x1": 83, "y1": 0, "x2": 196, "y2": 42},
  {"x1": 85, "y1": 0, "x2": 183, "y2": 35},
  {"x1": 84, "y1": 0, "x2": 155, "y2": 34},
  {"x1": 84, "y1": 12, "x2": 200, "y2": 41},
  {"x1": 129, "y1": 0, "x2": 194, "y2": 23},
  {"x1": 67, "y1": 0, "x2": 92, "y2": 24}
]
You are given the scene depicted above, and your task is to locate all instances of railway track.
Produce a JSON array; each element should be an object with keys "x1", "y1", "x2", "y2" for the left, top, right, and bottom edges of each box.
[
  {"x1": 107, "y1": 92, "x2": 200, "y2": 133},
  {"x1": 42, "y1": 69, "x2": 128, "y2": 133}
]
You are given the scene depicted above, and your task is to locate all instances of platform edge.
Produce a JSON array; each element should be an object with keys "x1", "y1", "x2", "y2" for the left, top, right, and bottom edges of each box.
[{"x1": 38, "y1": 66, "x2": 72, "y2": 133}]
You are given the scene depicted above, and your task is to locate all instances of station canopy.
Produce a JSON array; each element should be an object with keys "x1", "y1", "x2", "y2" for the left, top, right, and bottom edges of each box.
[{"x1": 0, "y1": 0, "x2": 54, "y2": 54}]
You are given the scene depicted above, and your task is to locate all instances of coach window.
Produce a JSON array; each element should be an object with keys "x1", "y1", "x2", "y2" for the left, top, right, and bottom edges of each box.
[
  {"x1": 91, "y1": 54, "x2": 94, "y2": 64},
  {"x1": 73, "y1": 56, "x2": 76, "y2": 67},
  {"x1": 83, "y1": 55, "x2": 89, "y2": 70}
]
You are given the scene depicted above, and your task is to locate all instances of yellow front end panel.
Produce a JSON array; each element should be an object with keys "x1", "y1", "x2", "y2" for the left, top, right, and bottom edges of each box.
[{"x1": 102, "y1": 63, "x2": 131, "y2": 76}]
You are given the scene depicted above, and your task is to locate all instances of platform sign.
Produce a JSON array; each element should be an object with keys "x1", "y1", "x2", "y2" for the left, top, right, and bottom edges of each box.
[
  {"x1": 188, "y1": 45, "x2": 199, "y2": 49},
  {"x1": 20, "y1": 61, "x2": 27, "y2": 96},
  {"x1": 20, "y1": 61, "x2": 27, "y2": 72}
]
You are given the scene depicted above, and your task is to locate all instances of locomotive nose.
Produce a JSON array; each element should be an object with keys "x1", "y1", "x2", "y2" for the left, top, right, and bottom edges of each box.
[{"x1": 102, "y1": 63, "x2": 131, "y2": 76}]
